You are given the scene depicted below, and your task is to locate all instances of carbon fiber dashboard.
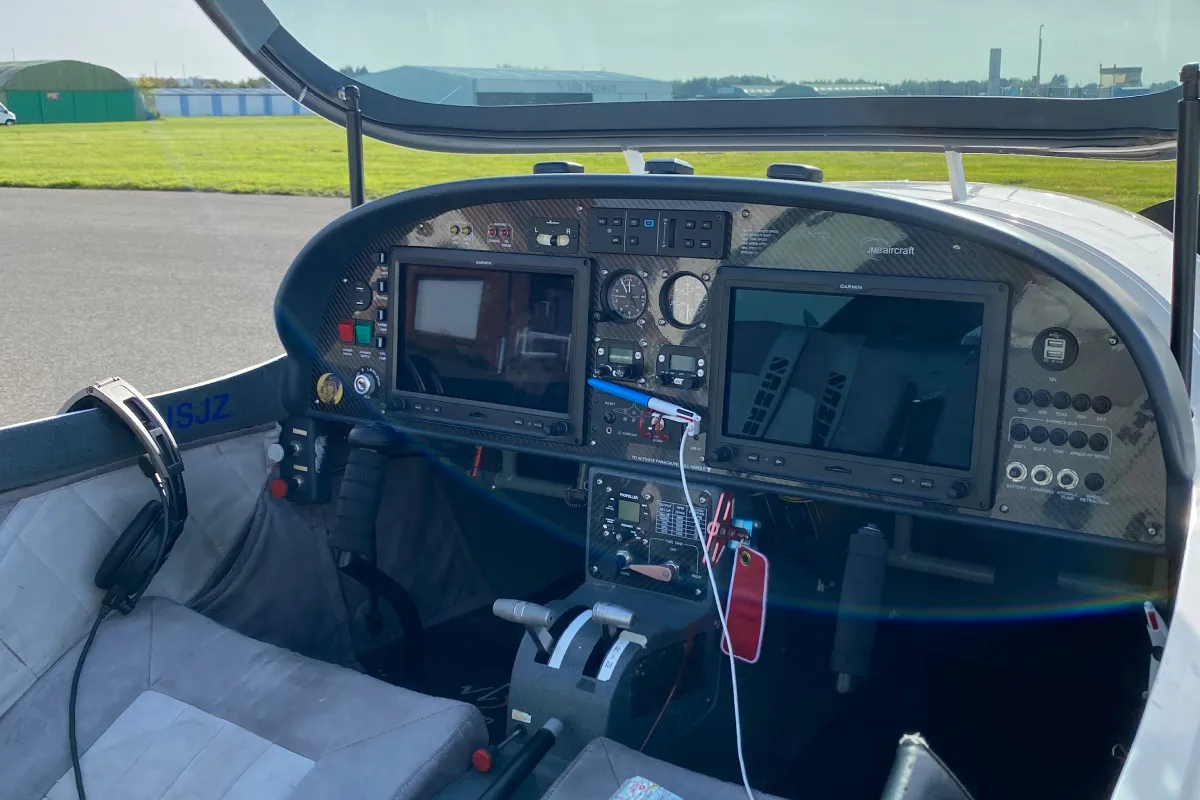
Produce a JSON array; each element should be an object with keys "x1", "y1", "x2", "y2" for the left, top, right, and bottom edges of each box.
[{"x1": 284, "y1": 181, "x2": 1171, "y2": 549}]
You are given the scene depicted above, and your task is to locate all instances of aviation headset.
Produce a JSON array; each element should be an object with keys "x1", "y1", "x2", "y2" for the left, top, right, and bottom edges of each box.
[{"x1": 61, "y1": 377, "x2": 189, "y2": 614}]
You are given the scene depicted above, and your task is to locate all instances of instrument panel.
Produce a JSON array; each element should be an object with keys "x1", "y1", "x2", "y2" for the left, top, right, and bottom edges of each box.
[{"x1": 282, "y1": 179, "x2": 1172, "y2": 549}]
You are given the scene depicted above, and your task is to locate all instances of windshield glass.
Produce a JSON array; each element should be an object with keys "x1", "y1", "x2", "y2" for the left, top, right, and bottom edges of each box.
[{"x1": 265, "y1": 0, "x2": 1197, "y2": 105}]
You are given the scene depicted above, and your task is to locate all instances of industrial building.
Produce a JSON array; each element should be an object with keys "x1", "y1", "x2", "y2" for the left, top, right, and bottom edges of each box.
[
  {"x1": 1099, "y1": 66, "x2": 1149, "y2": 98},
  {"x1": 720, "y1": 83, "x2": 887, "y2": 99},
  {"x1": 360, "y1": 66, "x2": 672, "y2": 106},
  {"x1": 0, "y1": 60, "x2": 143, "y2": 123},
  {"x1": 149, "y1": 88, "x2": 310, "y2": 117}
]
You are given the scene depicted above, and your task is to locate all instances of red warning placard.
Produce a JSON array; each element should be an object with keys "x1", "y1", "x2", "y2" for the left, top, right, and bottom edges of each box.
[{"x1": 721, "y1": 545, "x2": 769, "y2": 664}]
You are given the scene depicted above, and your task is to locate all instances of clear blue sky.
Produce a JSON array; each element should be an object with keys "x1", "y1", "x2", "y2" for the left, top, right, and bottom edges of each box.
[{"x1": 4, "y1": 0, "x2": 1198, "y2": 85}]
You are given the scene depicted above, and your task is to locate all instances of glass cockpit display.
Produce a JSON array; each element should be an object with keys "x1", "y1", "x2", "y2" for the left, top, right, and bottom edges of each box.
[
  {"x1": 398, "y1": 264, "x2": 575, "y2": 414},
  {"x1": 723, "y1": 287, "x2": 986, "y2": 470},
  {"x1": 413, "y1": 278, "x2": 485, "y2": 339}
]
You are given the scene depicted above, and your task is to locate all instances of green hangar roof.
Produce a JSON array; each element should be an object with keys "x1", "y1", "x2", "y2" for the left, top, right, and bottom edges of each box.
[
  {"x1": 0, "y1": 60, "x2": 142, "y2": 123},
  {"x1": 0, "y1": 60, "x2": 134, "y2": 92}
]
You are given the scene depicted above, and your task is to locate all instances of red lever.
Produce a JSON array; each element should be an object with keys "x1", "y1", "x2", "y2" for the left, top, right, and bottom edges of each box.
[
  {"x1": 706, "y1": 491, "x2": 749, "y2": 564},
  {"x1": 637, "y1": 410, "x2": 670, "y2": 442}
]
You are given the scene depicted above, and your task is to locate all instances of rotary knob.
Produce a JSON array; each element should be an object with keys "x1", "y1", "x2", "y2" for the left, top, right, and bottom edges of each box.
[
  {"x1": 710, "y1": 445, "x2": 735, "y2": 463},
  {"x1": 946, "y1": 480, "x2": 971, "y2": 500},
  {"x1": 596, "y1": 551, "x2": 632, "y2": 581},
  {"x1": 353, "y1": 369, "x2": 378, "y2": 397}
]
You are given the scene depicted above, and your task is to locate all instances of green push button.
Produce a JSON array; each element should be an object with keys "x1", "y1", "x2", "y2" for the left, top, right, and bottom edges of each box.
[{"x1": 354, "y1": 320, "x2": 373, "y2": 345}]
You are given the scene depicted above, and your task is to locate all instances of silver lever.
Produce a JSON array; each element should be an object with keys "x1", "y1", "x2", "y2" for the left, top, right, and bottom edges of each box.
[
  {"x1": 591, "y1": 602, "x2": 636, "y2": 639},
  {"x1": 493, "y1": 599, "x2": 557, "y2": 656}
]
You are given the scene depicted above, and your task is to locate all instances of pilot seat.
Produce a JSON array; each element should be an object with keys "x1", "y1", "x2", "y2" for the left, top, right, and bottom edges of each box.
[{"x1": 0, "y1": 597, "x2": 487, "y2": 800}]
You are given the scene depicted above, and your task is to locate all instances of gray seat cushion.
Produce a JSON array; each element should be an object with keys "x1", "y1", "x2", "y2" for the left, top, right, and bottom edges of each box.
[
  {"x1": 0, "y1": 597, "x2": 487, "y2": 800},
  {"x1": 541, "y1": 738, "x2": 787, "y2": 800}
]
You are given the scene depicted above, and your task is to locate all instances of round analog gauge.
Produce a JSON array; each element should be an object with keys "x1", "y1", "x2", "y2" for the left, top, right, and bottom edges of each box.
[
  {"x1": 661, "y1": 273, "x2": 708, "y2": 328},
  {"x1": 605, "y1": 272, "x2": 649, "y2": 321}
]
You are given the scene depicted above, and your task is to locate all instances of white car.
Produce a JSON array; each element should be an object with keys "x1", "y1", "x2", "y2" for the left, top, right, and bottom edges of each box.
[{"x1": 0, "y1": 102, "x2": 14, "y2": 125}]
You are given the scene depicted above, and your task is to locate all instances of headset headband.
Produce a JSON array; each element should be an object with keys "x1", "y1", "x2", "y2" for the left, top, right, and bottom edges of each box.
[{"x1": 60, "y1": 377, "x2": 188, "y2": 531}]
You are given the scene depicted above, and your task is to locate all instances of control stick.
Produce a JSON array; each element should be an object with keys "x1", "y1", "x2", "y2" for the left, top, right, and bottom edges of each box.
[
  {"x1": 333, "y1": 426, "x2": 395, "y2": 633},
  {"x1": 493, "y1": 599, "x2": 558, "y2": 659},
  {"x1": 328, "y1": 425, "x2": 424, "y2": 679},
  {"x1": 478, "y1": 718, "x2": 564, "y2": 800},
  {"x1": 830, "y1": 523, "x2": 889, "y2": 693}
]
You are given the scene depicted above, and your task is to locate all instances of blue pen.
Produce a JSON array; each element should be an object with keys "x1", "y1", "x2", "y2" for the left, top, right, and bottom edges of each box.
[{"x1": 588, "y1": 378, "x2": 701, "y2": 430}]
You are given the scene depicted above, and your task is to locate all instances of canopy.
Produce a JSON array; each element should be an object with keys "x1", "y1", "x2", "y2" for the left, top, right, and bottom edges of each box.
[{"x1": 196, "y1": 0, "x2": 1198, "y2": 156}]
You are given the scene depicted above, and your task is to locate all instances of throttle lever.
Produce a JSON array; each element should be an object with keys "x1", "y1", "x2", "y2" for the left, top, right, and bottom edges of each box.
[
  {"x1": 591, "y1": 602, "x2": 636, "y2": 630},
  {"x1": 493, "y1": 599, "x2": 558, "y2": 658},
  {"x1": 591, "y1": 602, "x2": 637, "y2": 643}
]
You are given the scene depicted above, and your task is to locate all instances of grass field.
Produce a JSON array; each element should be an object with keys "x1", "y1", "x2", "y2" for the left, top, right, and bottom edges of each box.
[{"x1": 0, "y1": 116, "x2": 1177, "y2": 211}]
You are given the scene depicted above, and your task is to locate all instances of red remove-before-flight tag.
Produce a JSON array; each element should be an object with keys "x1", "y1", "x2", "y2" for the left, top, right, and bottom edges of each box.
[{"x1": 721, "y1": 545, "x2": 769, "y2": 664}]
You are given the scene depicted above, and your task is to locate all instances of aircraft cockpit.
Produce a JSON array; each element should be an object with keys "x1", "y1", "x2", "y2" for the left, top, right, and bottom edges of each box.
[
  {"x1": 248, "y1": 170, "x2": 1188, "y2": 799},
  {"x1": 2, "y1": 3, "x2": 1199, "y2": 800}
]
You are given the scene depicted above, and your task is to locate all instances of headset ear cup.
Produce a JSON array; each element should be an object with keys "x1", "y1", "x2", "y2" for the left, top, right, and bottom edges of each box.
[{"x1": 94, "y1": 501, "x2": 165, "y2": 593}]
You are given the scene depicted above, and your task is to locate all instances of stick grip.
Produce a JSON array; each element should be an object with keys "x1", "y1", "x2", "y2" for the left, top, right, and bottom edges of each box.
[{"x1": 330, "y1": 446, "x2": 387, "y2": 556}]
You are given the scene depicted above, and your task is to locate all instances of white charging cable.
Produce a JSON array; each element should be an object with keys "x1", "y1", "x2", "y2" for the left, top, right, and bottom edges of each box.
[{"x1": 677, "y1": 427, "x2": 756, "y2": 800}]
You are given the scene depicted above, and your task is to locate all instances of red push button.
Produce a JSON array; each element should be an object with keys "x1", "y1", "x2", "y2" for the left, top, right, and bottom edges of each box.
[
  {"x1": 471, "y1": 748, "x2": 493, "y2": 773},
  {"x1": 269, "y1": 478, "x2": 289, "y2": 499},
  {"x1": 337, "y1": 320, "x2": 354, "y2": 343}
]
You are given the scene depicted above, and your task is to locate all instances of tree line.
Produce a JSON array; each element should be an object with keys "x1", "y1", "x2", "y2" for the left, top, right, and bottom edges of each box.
[
  {"x1": 134, "y1": 76, "x2": 270, "y2": 89},
  {"x1": 673, "y1": 73, "x2": 1181, "y2": 99}
]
